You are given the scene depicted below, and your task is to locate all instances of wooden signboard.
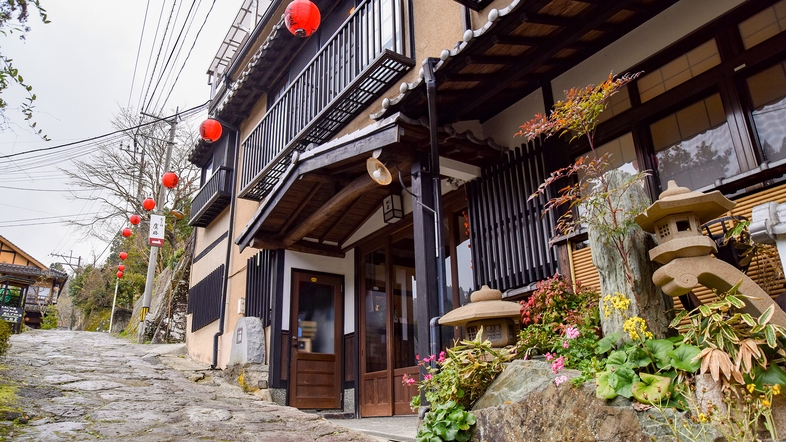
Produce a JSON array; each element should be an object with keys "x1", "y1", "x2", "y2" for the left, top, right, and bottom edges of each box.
[{"x1": 0, "y1": 306, "x2": 23, "y2": 323}]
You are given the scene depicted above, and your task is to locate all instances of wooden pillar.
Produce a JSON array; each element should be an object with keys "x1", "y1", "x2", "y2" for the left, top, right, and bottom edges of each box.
[{"x1": 411, "y1": 153, "x2": 440, "y2": 366}]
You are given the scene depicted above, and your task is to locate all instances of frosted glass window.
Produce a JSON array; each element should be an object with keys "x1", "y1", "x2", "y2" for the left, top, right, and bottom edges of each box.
[
  {"x1": 598, "y1": 85, "x2": 632, "y2": 123},
  {"x1": 650, "y1": 94, "x2": 739, "y2": 191},
  {"x1": 638, "y1": 40, "x2": 721, "y2": 102},
  {"x1": 747, "y1": 61, "x2": 786, "y2": 162},
  {"x1": 739, "y1": 0, "x2": 786, "y2": 50},
  {"x1": 577, "y1": 133, "x2": 638, "y2": 176}
]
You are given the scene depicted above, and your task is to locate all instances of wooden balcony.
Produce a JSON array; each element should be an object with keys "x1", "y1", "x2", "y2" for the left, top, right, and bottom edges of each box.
[
  {"x1": 189, "y1": 167, "x2": 233, "y2": 228},
  {"x1": 239, "y1": 0, "x2": 414, "y2": 201}
]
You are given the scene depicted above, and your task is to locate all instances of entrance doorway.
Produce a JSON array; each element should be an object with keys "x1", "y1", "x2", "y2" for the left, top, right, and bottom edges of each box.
[
  {"x1": 359, "y1": 230, "x2": 419, "y2": 416},
  {"x1": 288, "y1": 270, "x2": 343, "y2": 409}
]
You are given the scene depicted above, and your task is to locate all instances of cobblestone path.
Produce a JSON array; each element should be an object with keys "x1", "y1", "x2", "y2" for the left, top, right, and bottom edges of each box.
[{"x1": 0, "y1": 330, "x2": 375, "y2": 442}]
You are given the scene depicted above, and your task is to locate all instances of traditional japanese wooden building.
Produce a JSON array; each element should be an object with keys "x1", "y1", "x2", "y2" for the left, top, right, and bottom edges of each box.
[
  {"x1": 0, "y1": 235, "x2": 67, "y2": 330},
  {"x1": 186, "y1": 0, "x2": 786, "y2": 416}
]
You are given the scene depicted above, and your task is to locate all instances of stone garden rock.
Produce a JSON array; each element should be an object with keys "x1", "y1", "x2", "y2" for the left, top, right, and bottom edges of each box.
[{"x1": 470, "y1": 360, "x2": 721, "y2": 442}]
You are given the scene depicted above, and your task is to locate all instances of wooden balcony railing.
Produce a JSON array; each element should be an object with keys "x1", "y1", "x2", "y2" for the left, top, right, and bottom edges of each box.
[
  {"x1": 189, "y1": 167, "x2": 233, "y2": 228},
  {"x1": 239, "y1": 0, "x2": 413, "y2": 201}
]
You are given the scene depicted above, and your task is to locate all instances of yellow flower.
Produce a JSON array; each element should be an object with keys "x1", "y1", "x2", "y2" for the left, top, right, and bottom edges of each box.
[
  {"x1": 762, "y1": 398, "x2": 771, "y2": 407},
  {"x1": 698, "y1": 413, "x2": 708, "y2": 423},
  {"x1": 623, "y1": 317, "x2": 651, "y2": 341},
  {"x1": 773, "y1": 384, "x2": 781, "y2": 395},
  {"x1": 747, "y1": 384, "x2": 756, "y2": 394},
  {"x1": 601, "y1": 293, "x2": 630, "y2": 318}
]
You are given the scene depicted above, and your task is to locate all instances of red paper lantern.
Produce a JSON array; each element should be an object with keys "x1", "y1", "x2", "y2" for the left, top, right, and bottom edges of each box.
[
  {"x1": 122, "y1": 228, "x2": 132, "y2": 237},
  {"x1": 143, "y1": 198, "x2": 156, "y2": 211},
  {"x1": 117, "y1": 271, "x2": 124, "y2": 279},
  {"x1": 129, "y1": 214, "x2": 141, "y2": 225},
  {"x1": 118, "y1": 264, "x2": 125, "y2": 271},
  {"x1": 199, "y1": 119, "x2": 222, "y2": 143},
  {"x1": 162, "y1": 171, "x2": 179, "y2": 189},
  {"x1": 119, "y1": 252, "x2": 128, "y2": 260},
  {"x1": 285, "y1": 0, "x2": 320, "y2": 38}
]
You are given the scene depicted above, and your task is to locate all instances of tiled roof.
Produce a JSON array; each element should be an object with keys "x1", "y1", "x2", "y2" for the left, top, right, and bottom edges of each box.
[
  {"x1": 371, "y1": 0, "x2": 521, "y2": 120},
  {"x1": 0, "y1": 263, "x2": 67, "y2": 280}
]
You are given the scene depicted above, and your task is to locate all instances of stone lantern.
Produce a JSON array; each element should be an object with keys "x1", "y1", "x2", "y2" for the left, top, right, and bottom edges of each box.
[
  {"x1": 635, "y1": 180, "x2": 786, "y2": 325},
  {"x1": 439, "y1": 285, "x2": 521, "y2": 347}
]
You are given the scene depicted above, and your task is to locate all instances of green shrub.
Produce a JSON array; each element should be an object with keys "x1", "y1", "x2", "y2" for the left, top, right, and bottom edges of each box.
[
  {"x1": 40, "y1": 309, "x2": 58, "y2": 329},
  {"x1": 0, "y1": 321, "x2": 11, "y2": 357},
  {"x1": 417, "y1": 400, "x2": 475, "y2": 442}
]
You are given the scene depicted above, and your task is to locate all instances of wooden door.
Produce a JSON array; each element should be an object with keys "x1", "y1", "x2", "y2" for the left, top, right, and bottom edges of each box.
[
  {"x1": 289, "y1": 271, "x2": 343, "y2": 409},
  {"x1": 359, "y1": 232, "x2": 419, "y2": 417}
]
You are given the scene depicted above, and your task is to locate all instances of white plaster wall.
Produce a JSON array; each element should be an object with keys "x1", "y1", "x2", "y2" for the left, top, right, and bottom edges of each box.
[
  {"x1": 481, "y1": 88, "x2": 544, "y2": 149},
  {"x1": 282, "y1": 250, "x2": 356, "y2": 334},
  {"x1": 551, "y1": 0, "x2": 745, "y2": 94}
]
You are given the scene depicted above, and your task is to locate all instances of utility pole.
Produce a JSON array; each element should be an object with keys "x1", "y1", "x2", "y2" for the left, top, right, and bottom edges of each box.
[
  {"x1": 138, "y1": 109, "x2": 177, "y2": 342},
  {"x1": 50, "y1": 252, "x2": 82, "y2": 273}
]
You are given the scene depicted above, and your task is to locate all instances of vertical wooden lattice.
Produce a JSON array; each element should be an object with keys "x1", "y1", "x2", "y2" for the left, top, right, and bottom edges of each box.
[
  {"x1": 466, "y1": 138, "x2": 558, "y2": 292},
  {"x1": 187, "y1": 265, "x2": 224, "y2": 332},
  {"x1": 245, "y1": 250, "x2": 277, "y2": 327}
]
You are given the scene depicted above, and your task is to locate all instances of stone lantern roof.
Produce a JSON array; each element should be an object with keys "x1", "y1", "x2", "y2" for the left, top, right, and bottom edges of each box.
[
  {"x1": 439, "y1": 285, "x2": 521, "y2": 327},
  {"x1": 635, "y1": 181, "x2": 736, "y2": 233}
]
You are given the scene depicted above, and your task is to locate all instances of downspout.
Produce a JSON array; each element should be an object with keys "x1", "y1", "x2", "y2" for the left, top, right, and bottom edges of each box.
[
  {"x1": 423, "y1": 57, "x2": 447, "y2": 347},
  {"x1": 212, "y1": 121, "x2": 240, "y2": 369}
]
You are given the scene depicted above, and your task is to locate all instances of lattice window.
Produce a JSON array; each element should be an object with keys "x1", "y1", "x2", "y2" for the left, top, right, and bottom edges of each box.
[
  {"x1": 188, "y1": 265, "x2": 224, "y2": 332},
  {"x1": 658, "y1": 223, "x2": 671, "y2": 238}
]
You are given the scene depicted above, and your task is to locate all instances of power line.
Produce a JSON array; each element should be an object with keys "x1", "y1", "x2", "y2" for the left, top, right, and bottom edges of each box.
[
  {"x1": 0, "y1": 184, "x2": 96, "y2": 192},
  {"x1": 0, "y1": 103, "x2": 207, "y2": 160},
  {"x1": 152, "y1": 0, "x2": 204, "y2": 113},
  {"x1": 159, "y1": 0, "x2": 215, "y2": 113},
  {"x1": 140, "y1": 0, "x2": 179, "y2": 113},
  {"x1": 128, "y1": 0, "x2": 153, "y2": 109}
]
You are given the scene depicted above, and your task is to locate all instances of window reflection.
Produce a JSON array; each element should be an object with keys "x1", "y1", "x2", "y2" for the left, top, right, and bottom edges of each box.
[
  {"x1": 747, "y1": 61, "x2": 786, "y2": 162},
  {"x1": 650, "y1": 94, "x2": 739, "y2": 190}
]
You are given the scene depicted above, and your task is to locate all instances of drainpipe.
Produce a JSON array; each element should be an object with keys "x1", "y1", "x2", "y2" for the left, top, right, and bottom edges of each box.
[
  {"x1": 423, "y1": 57, "x2": 447, "y2": 351},
  {"x1": 212, "y1": 120, "x2": 240, "y2": 369}
]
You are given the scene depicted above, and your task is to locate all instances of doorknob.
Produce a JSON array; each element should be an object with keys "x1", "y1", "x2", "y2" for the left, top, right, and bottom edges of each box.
[{"x1": 292, "y1": 335, "x2": 298, "y2": 347}]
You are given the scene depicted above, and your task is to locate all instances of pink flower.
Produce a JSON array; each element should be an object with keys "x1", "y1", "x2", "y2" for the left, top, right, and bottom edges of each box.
[
  {"x1": 555, "y1": 375, "x2": 568, "y2": 386},
  {"x1": 545, "y1": 352, "x2": 554, "y2": 361},
  {"x1": 402, "y1": 374, "x2": 416, "y2": 386},
  {"x1": 416, "y1": 354, "x2": 420, "y2": 361},
  {"x1": 424, "y1": 374, "x2": 432, "y2": 381},
  {"x1": 551, "y1": 356, "x2": 565, "y2": 374},
  {"x1": 565, "y1": 326, "x2": 580, "y2": 340},
  {"x1": 438, "y1": 351, "x2": 446, "y2": 363},
  {"x1": 563, "y1": 341, "x2": 570, "y2": 349}
]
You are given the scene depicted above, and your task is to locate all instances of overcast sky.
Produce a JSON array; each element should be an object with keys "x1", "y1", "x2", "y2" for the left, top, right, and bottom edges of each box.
[{"x1": 0, "y1": 0, "x2": 245, "y2": 270}]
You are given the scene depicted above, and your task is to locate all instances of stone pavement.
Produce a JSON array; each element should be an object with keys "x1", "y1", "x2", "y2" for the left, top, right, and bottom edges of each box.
[{"x1": 0, "y1": 330, "x2": 377, "y2": 442}]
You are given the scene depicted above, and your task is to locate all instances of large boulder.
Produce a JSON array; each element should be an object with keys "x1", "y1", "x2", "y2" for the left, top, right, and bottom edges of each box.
[{"x1": 470, "y1": 360, "x2": 720, "y2": 442}]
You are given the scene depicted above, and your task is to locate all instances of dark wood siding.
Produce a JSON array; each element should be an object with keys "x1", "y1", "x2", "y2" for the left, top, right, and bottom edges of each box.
[
  {"x1": 466, "y1": 138, "x2": 558, "y2": 292},
  {"x1": 187, "y1": 265, "x2": 224, "y2": 332}
]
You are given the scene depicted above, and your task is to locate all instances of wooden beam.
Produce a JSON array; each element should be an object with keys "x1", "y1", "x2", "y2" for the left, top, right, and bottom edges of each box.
[
  {"x1": 278, "y1": 182, "x2": 323, "y2": 235},
  {"x1": 454, "y1": 0, "x2": 641, "y2": 121},
  {"x1": 283, "y1": 164, "x2": 406, "y2": 247},
  {"x1": 491, "y1": 35, "x2": 542, "y2": 47},
  {"x1": 318, "y1": 195, "x2": 366, "y2": 244}
]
